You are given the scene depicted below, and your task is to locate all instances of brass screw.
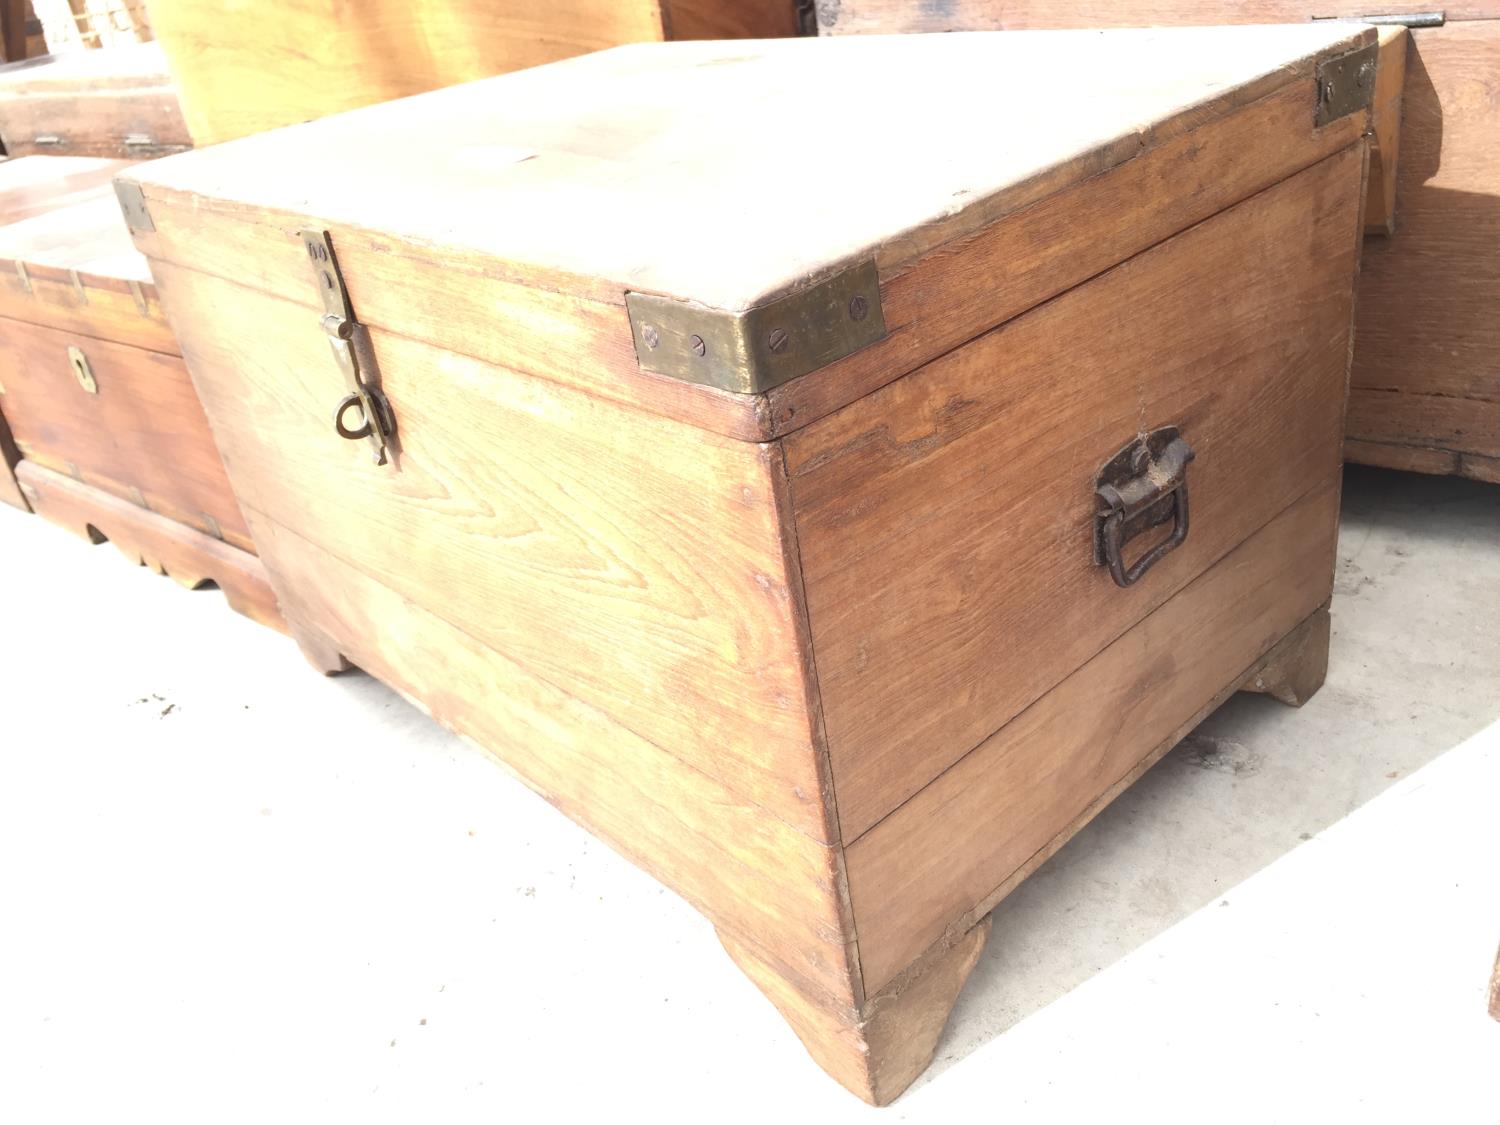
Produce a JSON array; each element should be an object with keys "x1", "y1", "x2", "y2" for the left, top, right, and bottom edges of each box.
[
  {"x1": 689, "y1": 334, "x2": 707, "y2": 357},
  {"x1": 641, "y1": 325, "x2": 660, "y2": 349},
  {"x1": 768, "y1": 328, "x2": 790, "y2": 354},
  {"x1": 849, "y1": 295, "x2": 869, "y2": 322}
]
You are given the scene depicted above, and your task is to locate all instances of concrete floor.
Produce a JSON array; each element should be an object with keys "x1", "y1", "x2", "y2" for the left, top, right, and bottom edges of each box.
[{"x1": 1, "y1": 465, "x2": 1497, "y2": 1123}]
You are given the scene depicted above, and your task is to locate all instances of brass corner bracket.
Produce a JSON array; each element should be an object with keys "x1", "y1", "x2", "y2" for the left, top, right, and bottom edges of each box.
[{"x1": 626, "y1": 260, "x2": 886, "y2": 395}]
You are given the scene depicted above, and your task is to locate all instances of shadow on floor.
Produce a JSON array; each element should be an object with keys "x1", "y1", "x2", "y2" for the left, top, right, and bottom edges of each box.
[{"x1": 926, "y1": 465, "x2": 1500, "y2": 1083}]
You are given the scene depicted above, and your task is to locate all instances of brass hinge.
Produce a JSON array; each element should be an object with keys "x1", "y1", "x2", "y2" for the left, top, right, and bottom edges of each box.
[
  {"x1": 114, "y1": 181, "x2": 155, "y2": 233},
  {"x1": 32, "y1": 133, "x2": 63, "y2": 146},
  {"x1": 1312, "y1": 11, "x2": 1444, "y2": 28},
  {"x1": 299, "y1": 229, "x2": 395, "y2": 466},
  {"x1": 1314, "y1": 40, "x2": 1379, "y2": 127},
  {"x1": 626, "y1": 260, "x2": 886, "y2": 395}
]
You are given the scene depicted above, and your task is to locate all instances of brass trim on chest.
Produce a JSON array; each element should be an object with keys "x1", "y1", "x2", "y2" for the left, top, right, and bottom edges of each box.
[{"x1": 626, "y1": 260, "x2": 886, "y2": 395}]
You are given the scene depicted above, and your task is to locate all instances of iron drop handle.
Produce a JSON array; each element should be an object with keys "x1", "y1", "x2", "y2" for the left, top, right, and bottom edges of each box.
[{"x1": 1094, "y1": 426, "x2": 1195, "y2": 588}]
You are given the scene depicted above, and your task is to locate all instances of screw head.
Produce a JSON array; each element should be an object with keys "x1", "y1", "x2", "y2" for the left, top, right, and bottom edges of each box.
[
  {"x1": 641, "y1": 324, "x2": 660, "y2": 349},
  {"x1": 688, "y1": 334, "x2": 707, "y2": 357},
  {"x1": 848, "y1": 294, "x2": 869, "y2": 322},
  {"x1": 768, "y1": 328, "x2": 790, "y2": 355}
]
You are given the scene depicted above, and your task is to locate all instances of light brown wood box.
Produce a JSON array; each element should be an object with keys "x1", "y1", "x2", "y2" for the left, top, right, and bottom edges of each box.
[
  {"x1": 819, "y1": 2, "x2": 1500, "y2": 483},
  {"x1": 0, "y1": 42, "x2": 189, "y2": 159},
  {"x1": 143, "y1": 0, "x2": 810, "y2": 146},
  {"x1": 116, "y1": 27, "x2": 1371, "y2": 1103},
  {"x1": 0, "y1": 156, "x2": 279, "y2": 631}
]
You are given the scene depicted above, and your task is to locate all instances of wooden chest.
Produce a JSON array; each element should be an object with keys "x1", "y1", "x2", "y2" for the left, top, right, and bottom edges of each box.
[
  {"x1": 145, "y1": 0, "x2": 809, "y2": 146},
  {"x1": 117, "y1": 26, "x2": 1369, "y2": 1102},
  {"x1": 0, "y1": 158, "x2": 278, "y2": 630},
  {"x1": 0, "y1": 42, "x2": 189, "y2": 158},
  {"x1": 819, "y1": 4, "x2": 1500, "y2": 483}
]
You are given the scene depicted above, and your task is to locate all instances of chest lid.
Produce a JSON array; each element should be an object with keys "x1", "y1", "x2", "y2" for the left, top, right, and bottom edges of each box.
[{"x1": 116, "y1": 25, "x2": 1375, "y2": 430}]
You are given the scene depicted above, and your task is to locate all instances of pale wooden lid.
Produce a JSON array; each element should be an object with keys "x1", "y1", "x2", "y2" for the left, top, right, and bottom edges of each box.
[
  {"x1": 122, "y1": 25, "x2": 1367, "y2": 312},
  {"x1": 0, "y1": 191, "x2": 149, "y2": 282}
]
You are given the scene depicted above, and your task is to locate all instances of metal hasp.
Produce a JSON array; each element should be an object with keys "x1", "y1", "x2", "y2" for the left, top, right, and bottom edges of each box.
[
  {"x1": 299, "y1": 228, "x2": 395, "y2": 466},
  {"x1": 1313, "y1": 12, "x2": 1444, "y2": 29},
  {"x1": 1314, "y1": 40, "x2": 1380, "y2": 127},
  {"x1": 626, "y1": 260, "x2": 886, "y2": 395},
  {"x1": 1094, "y1": 426, "x2": 1195, "y2": 589},
  {"x1": 67, "y1": 346, "x2": 97, "y2": 394}
]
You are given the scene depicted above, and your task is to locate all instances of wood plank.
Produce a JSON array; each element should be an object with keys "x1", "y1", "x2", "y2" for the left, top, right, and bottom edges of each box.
[
  {"x1": 123, "y1": 31, "x2": 1367, "y2": 443},
  {"x1": 845, "y1": 474, "x2": 1341, "y2": 996},
  {"x1": 146, "y1": 0, "x2": 795, "y2": 147},
  {"x1": 0, "y1": 317, "x2": 253, "y2": 550},
  {"x1": 146, "y1": 258, "x2": 836, "y2": 846},
  {"x1": 0, "y1": 155, "x2": 134, "y2": 225},
  {"x1": 15, "y1": 461, "x2": 282, "y2": 632},
  {"x1": 1366, "y1": 26, "x2": 1410, "y2": 236},
  {"x1": 1351, "y1": 22, "x2": 1500, "y2": 408},
  {"x1": 816, "y1": 1, "x2": 1500, "y2": 33},
  {"x1": 1346, "y1": 388, "x2": 1500, "y2": 462},
  {"x1": 787, "y1": 147, "x2": 1363, "y2": 840},
  {"x1": 243, "y1": 512, "x2": 861, "y2": 1009},
  {"x1": 661, "y1": 0, "x2": 803, "y2": 39}
]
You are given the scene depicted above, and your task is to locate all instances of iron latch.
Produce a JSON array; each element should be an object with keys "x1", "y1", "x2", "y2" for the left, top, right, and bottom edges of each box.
[
  {"x1": 1094, "y1": 426, "x2": 1195, "y2": 588},
  {"x1": 299, "y1": 229, "x2": 394, "y2": 466}
]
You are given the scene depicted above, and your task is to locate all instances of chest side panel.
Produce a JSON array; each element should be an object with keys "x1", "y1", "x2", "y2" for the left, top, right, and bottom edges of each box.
[
  {"x1": 1349, "y1": 22, "x2": 1500, "y2": 458},
  {"x1": 0, "y1": 86, "x2": 189, "y2": 159},
  {"x1": 785, "y1": 145, "x2": 1365, "y2": 842},
  {"x1": 0, "y1": 318, "x2": 252, "y2": 550},
  {"x1": 146, "y1": 256, "x2": 834, "y2": 846},
  {"x1": 847, "y1": 474, "x2": 1341, "y2": 994}
]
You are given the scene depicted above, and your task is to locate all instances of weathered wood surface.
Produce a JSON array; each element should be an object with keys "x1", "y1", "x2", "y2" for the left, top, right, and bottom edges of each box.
[
  {"x1": 0, "y1": 155, "x2": 133, "y2": 224},
  {"x1": 845, "y1": 480, "x2": 1340, "y2": 995},
  {"x1": 146, "y1": 257, "x2": 836, "y2": 845},
  {"x1": 15, "y1": 461, "x2": 281, "y2": 630},
  {"x1": 815, "y1": 1, "x2": 1500, "y2": 32},
  {"x1": 0, "y1": 315, "x2": 254, "y2": 550},
  {"x1": 720, "y1": 916, "x2": 991, "y2": 1106},
  {"x1": 243, "y1": 513, "x2": 858, "y2": 1009},
  {"x1": 0, "y1": 42, "x2": 188, "y2": 157},
  {"x1": 120, "y1": 26, "x2": 1370, "y2": 443},
  {"x1": 1350, "y1": 21, "x2": 1500, "y2": 469},
  {"x1": 147, "y1": 0, "x2": 802, "y2": 146},
  {"x1": 1365, "y1": 26, "x2": 1409, "y2": 235},
  {"x1": 0, "y1": 191, "x2": 174, "y2": 353},
  {"x1": 786, "y1": 148, "x2": 1363, "y2": 840}
]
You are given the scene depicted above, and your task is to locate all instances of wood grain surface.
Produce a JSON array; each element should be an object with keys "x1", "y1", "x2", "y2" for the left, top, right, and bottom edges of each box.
[
  {"x1": 147, "y1": 258, "x2": 836, "y2": 845},
  {"x1": 786, "y1": 148, "x2": 1363, "y2": 840},
  {"x1": 1366, "y1": 26, "x2": 1410, "y2": 235},
  {"x1": 0, "y1": 156, "x2": 134, "y2": 224},
  {"x1": 147, "y1": 0, "x2": 800, "y2": 146},
  {"x1": 1350, "y1": 21, "x2": 1500, "y2": 462},
  {"x1": 244, "y1": 514, "x2": 859, "y2": 1010},
  {"x1": 0, "y1": 317, "x2": 253, "y2": 550},
  {"x1": 15, "y1": 461, "x2": 281, "y2": 630},
  {"x1": 816, "y1": 1, "x2": 1500, "y2": 32},
  {"x1": 845, "y1": 477, "x2": 1341, "y2": 995}
]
